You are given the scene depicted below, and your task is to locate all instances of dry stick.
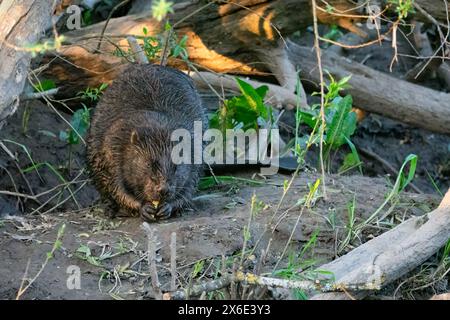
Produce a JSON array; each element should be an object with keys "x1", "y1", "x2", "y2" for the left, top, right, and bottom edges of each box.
[
  {"x1": 142, "y1": 222, "x2": 163, "y2": 299},
  {"x1": 170, "y1": 232, "x2": 177, "y2": 292},
  {"x1": 311, "y1": 0, "x2": 327, "y2": 199},
  {"x1": 160, "y1": 18, "x2": 172, "y2": 67},
  {"x1": 21, "y1": 88, "x2": 59, "y2": 101},
  {"x1": 311, "y1": 188, "x2": 450, "y2": 300},
  {"x1": 126, "y1": 36, "x2": 149, "y2": 64},
  {"x1": 163, "y1": 271, "x2": 325, "y2": 300},
  {"x1": 411, "y1": 3, "x2": 450, "y2": 78},
  {"x1": 220, "y1": 255, "x2": 231, "y2": 300},
  {"x1": 96, "y1": 0, "x2": 132, "y2": 51},
  {"x1": 164, "y1": 274, "x2": 234, "y2": 300},
  {"x1": 230, "y1": 258, "x2": 239, "y2": 300}
]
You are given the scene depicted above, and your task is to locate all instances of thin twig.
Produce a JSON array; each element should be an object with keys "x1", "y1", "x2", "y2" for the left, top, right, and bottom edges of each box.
[
  {"x1": 142, "y1": 223, "x2": 163, "y2": 299},
  {"x1": 96, "y1": 0, "x2": 132, "y2": 51},
  {"x1": 170, "y1": 232, "x2": 177, "y2": 292},
  {"x1": 311, "y1": 0, "x2": 327, "y2": 199}
]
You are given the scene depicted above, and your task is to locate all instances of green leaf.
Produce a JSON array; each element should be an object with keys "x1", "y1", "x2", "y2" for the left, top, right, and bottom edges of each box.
[
  {"x1": 33, "y1": 79, "x2": 56, "y2": 92},
  {"x1": 339, "y1": 153, "x2": 358, "y2": 173},
  {"x1": 344, "y1": 137, "x2": 363, "y2": 174},
  {"x1": 297, "y1": 109, "x2": 318, "y2": 129},
  {"x1": 325, "y1": 95, "x2": 356, "y2": 149},
  {"x1": 398, "y1": 154, "x2": 418, "y2": 192},
  {"x1": 235, "y1": 78, "x2": 267, "y2": 118}
]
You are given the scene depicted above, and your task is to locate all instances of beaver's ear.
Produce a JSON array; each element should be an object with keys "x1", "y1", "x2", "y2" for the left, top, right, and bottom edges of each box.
[{"x1": 130, "y1": 129, "x2": 139, "y2": 145}]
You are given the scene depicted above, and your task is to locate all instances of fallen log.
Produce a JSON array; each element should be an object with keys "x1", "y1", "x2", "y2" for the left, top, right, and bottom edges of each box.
[
  {"x1": 311, "y1": 188, "x2": 450, "y2": 300},
  {"x1": 35, "y1": 0, "x2": 387, "y2": 99},
  {"x1": 35, "y1": 0, "x2": 450, "y2": 134},
  {"x1": 288, "y1": 42, "x2": 450, "y2": 135},
  {"x1": 0, "y1": 0, "x2": 54, "y2": 129}
]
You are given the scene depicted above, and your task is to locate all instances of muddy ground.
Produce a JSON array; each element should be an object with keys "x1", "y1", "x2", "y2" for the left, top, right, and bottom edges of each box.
[{"x1": 0, "y1": 97, "x2": 447, "y2": 299}]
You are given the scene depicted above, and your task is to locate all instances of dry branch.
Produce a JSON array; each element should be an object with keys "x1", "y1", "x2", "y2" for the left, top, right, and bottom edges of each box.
[{"x1": 311, "y1": 188, "x2": 450, "y2": 300}]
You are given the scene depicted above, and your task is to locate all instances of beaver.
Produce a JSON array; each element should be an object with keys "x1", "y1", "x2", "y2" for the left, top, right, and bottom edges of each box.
[{"x1": 86, "y1": 64, "x2": 207, "y2": 222}]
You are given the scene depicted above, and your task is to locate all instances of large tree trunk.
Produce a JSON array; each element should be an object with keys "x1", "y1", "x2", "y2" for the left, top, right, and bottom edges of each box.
[{"x1": 0, "y1": 0, "x2": 54, "y2": 129}]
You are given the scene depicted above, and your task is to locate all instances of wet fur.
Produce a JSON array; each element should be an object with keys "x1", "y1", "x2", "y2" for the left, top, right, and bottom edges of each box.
[{"x1": 86, "y1": 64, "x2": 207, "y2": 220}]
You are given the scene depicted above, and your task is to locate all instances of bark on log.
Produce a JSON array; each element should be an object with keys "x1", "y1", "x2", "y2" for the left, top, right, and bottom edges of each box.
[
  {"x1": 38, "y1": 0, "x2": 379, "y2": 99},
  {"x1": 415, "y1": 0, "x2": 450, "y2": 27},
  {"x1": 288, "y1": 41, "x2": 450, "y2": 135},
  {"x1": 311, "y1": 188, "x2": 450, "y2": 300},
  {"x1": 52, "y1": 0, "x2": 449, "y2": 78},
  {"x1": 0, "y1": 0, "x2": 53, "y2": 129}
]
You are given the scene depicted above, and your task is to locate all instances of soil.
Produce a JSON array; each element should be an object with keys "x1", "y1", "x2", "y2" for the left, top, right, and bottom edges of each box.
[{"x1": 0, "y1": 97, "x2": 445, "y2": 299}]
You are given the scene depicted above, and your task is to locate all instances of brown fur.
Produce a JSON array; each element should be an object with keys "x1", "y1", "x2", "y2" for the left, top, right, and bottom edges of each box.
[{"x1": 86, "y1": 64, "x2": 207, "y2": 221}]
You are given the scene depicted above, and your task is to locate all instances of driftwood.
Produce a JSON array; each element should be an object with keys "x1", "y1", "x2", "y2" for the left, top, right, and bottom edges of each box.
[
  {"x1": 0, "y1": 0, "x2": 53, "y2": 128},
  {"x1": 288, "y1": 41, "x2": 450, "y2": 135},
  {"x1": 310, "y1": 188, "x2": 450, "y2": 300}
]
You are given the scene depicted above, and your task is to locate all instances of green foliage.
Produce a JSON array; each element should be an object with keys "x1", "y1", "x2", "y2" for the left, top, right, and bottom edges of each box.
[
  {"x1": 76, "y1": 237, "x2": 135, "y2": 267},
  {"x1": 142, "y1": 27, "x2": 162, "y2": 60},
  {"x1": 171, "y1": 34, "x2": 188, "y2": 59},
  {"x1": 115, "y1": 26, "x2": 188, "y2": 62},
  {"x1": 33, "y1": 79, "x2": 56, "y2": 93},
  {"x1": 209, "y1": 78, "x2": 272, "y2": 132},
  {"x1": 338, "y1": 154, "x2": 418, "y2": 251},
  {"x1": 296, "y1": 178, "x2": 322, "y2": 208},
  {"x1": 388, "y1": 0, "x2": 415, "y2": 20},
  {"x1": 76, "y1": 244, "x2": 102, "y2": 267},
  {"x1": 47, "y1": 224, "x2": 66, "y2": 259},
  {"x1": 273, "y1": 230, "x2": 334, "y2": 299},
  {"x1": 77, "y1": 83, "x2": 108, "y2": 102},
  {"x1": 191, "y1": 260, "x2": 205, "y2": 278},
  {"x1": 24, "y1": 36, "x2": 65, "y2": 57},
  {"x1": 82, "y1": 8, "x2": 93, "y2": 26},
  {"x1": 441, "y1": 239, "x2": 450, "y2": 264},
  {"x1": 59, "y1": 105, "x2": 91, "y2": 146},
  {"x1": 322, "y1": 24, "x2": 344, "y2": 43},
  {"x1": 292, "y1": 74, "x2": 360, "y2": 172},
  {"x1": 152, "y1": 0, "x2": 174, "y2": 21},
  {"x1": 325, "y1": 95, "x2": 356, "y2": 149}
]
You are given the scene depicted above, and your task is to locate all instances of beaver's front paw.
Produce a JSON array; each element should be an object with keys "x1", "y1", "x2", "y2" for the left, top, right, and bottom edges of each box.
[{"x1": 140, "y1": 203, "x2": 173, "y2": 222}]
